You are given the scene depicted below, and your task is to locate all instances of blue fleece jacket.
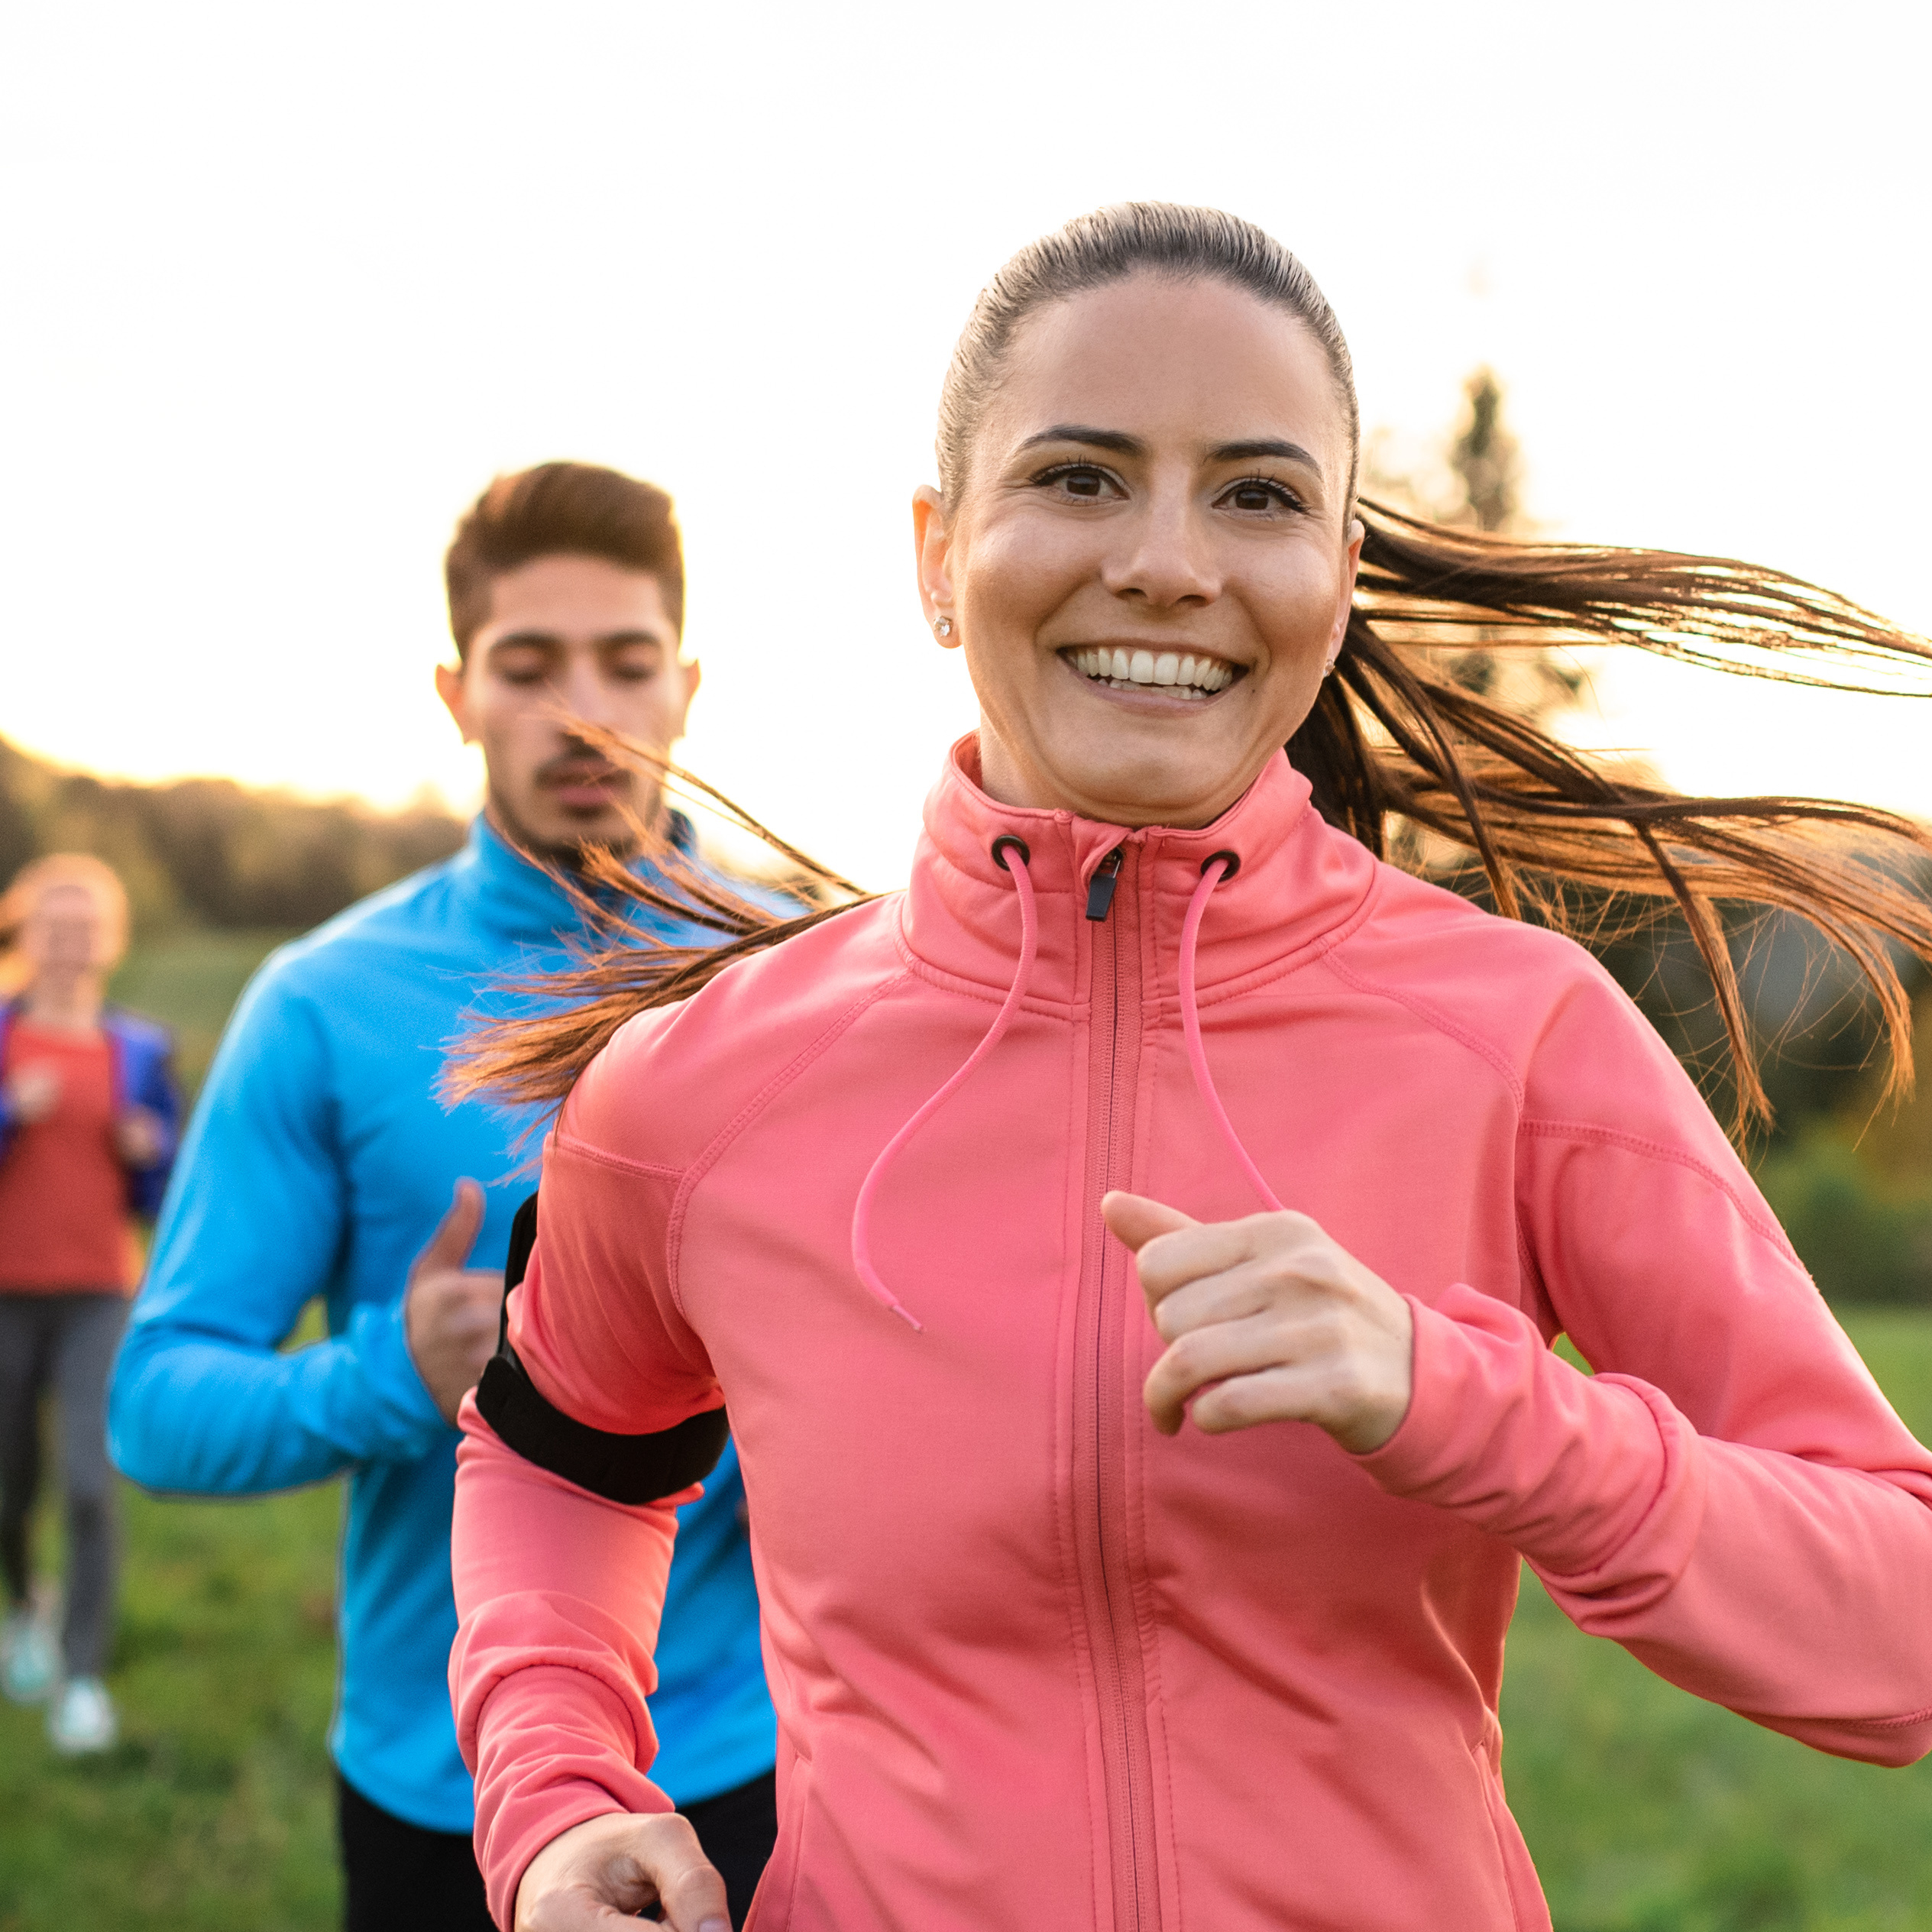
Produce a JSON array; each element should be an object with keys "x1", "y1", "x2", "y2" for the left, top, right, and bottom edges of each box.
[{"x1": 108, "y1": 818, "x2": 775, "y2": 1830}]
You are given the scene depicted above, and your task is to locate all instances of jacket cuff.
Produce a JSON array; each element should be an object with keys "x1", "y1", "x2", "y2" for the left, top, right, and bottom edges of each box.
[
  {"x1": 350, "y1": 1294, "x2": 452, "y2": 1446},
  {"x1": 467, "y1": 1664, "x2": 675, "y2": 1932},
  {"x1": 1351, "y1": 1284, "x2": 1680, "y2": 1580}
]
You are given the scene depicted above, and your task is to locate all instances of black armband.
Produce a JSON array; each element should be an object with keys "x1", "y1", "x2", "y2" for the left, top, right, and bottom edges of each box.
[{"x1": 475, "y1": 1191, "x2": 730, "y2": 1505}]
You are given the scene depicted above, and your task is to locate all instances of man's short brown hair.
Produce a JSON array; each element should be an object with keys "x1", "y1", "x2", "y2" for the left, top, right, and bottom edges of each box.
[{"x1": 445, "y1": 461, "x2": 684, "y2": 656}]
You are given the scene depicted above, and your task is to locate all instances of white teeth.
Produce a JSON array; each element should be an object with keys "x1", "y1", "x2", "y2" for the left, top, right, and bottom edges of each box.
[{"x1": 1069, "y1": 646, "x2": 1237, "y2": 697}]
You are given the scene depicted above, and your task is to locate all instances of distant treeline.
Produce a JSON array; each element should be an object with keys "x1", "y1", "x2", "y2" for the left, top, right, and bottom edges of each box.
[{"x1": 0, "y1": 736, "x2": 466, "y2": 934}]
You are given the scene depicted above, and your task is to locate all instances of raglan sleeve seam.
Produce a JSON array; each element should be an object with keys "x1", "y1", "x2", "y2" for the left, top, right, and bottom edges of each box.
[
  {"x1": 1518, "y1": 1115, "x2": 1798, "y2": 1262},
  {"x1": 1319, "y1": 945, "x2": 1526, "y2": 1109},
  {"x1": 662, "y1": 970, "x2": 912, "y2": 1323},
  {"x1": 528, "y1": 1132, "x2": 712, "y2": 1393}
]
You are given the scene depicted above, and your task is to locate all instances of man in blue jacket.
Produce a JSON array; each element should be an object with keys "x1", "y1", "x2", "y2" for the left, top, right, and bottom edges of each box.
[{"x1": 110, "y1": 464, "x2": 777, "y2": 1931}]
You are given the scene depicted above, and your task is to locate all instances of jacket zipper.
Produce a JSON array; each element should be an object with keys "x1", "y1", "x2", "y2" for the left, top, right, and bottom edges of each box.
[
  {"x1": 1076, "y1": 846, "x2": 1161, "y2": 1930},
  {"x1": 1086, "y1": 847, "x2": 1125, "y2": 922}
]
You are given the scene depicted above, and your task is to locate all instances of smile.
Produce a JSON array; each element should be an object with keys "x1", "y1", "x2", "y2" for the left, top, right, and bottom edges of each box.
[{"x1": 1065, "y1": 646, "x2": 1240, "y2": 702}]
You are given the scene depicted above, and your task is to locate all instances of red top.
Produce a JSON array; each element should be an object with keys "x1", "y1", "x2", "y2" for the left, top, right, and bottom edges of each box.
[{"x1": 0, "y1": 1019, "x2": 138, "y2": 1293}]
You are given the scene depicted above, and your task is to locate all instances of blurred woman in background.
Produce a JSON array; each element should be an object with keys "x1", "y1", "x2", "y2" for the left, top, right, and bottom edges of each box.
[
  {"x1": 0, "y1": 853, "x2": 178, "y2": 1753},
  {"x1": 447, "y1": 205, "x2": 1932, "y2": 1931}
]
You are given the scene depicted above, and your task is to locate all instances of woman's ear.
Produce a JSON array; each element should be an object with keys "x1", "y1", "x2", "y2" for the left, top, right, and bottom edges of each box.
[
  {"x1": 1328, "y1": 516, "x2": 1365, "y2": 660},
  {"x1": 911, "y1": 486, "x2": 960, "y2": 648}
]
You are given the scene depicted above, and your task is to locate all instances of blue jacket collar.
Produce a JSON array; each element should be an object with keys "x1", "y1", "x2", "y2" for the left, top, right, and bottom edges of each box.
[{"x1": 453, "y1": 811, "x2": 701, "y2": 946}]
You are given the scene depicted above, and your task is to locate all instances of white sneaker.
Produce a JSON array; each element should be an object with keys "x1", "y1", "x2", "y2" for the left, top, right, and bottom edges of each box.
[
  {"x1": 1, "y1": 1608, "x2": 57, "y2": 1704},
  {"x1": 48, "y1": 1675, "x2": 118, "y2": 1755}
]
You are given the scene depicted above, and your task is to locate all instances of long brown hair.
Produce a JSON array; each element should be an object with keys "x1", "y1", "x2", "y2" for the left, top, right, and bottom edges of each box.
[{"x1": 453, "y1": 206, "x2": 1932, "y2": 1133}]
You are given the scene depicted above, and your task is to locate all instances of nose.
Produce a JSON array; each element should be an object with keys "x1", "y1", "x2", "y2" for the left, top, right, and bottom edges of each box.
[
  {"x1": 1100, "y1": 481, "x2": 1221, "y2": 609},
  {"x1": 551, "y1": 645, "x2": 619, "y2": 728}
]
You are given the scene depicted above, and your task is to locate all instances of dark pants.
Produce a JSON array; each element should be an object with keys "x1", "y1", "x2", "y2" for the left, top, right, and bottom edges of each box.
[
  {"x1": 338, "y1": 1769, "x2": 778, "y2": 1930},
  {"x1": 0, "y1": 1290, "x2": 128, "y2": 1677},
  {"x1": 681, "y1": 1770, "x2": 780, "y2": 1927}
]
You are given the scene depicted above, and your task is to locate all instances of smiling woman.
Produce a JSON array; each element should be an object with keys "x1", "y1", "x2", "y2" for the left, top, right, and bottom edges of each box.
[{"x1": 443, "y1": 205, "x2": 1932, "y2": 1932}]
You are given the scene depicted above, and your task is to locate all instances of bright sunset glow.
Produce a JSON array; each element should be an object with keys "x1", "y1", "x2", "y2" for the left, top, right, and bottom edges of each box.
[{"x1": 3, "y1": 5, "x2": 1927, "y2": 888}]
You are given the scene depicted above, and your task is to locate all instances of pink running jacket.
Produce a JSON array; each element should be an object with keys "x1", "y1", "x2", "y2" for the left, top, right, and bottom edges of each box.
[{"x1": 451, "y1": 742, "x2": 1932, "y2": 1931}]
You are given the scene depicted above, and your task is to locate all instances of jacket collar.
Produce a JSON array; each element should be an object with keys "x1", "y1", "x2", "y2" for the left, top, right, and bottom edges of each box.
[
  {"x1": 900, "y1": 735, "x2": 1378, "y2": 1008},
  {"x1": 450, "y1": 809, "x2": 701, "y2": 947}
]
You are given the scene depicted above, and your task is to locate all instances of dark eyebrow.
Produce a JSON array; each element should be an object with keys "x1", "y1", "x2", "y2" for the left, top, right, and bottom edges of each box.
[
  {"x1": 1016, "y1": 426, "x2": 1322, "y2": 473},
  {"x1": 1017, "y1": 424, "x2": 1147, "y2": 457},
  {"x1": 1208, "y1": 438, "x2": 1322, "y2": 469}
]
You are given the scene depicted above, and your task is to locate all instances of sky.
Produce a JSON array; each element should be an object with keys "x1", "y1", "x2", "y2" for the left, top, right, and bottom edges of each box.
[{"x1": 3, "y1": 3, "x2": 1929, "y2": 888}]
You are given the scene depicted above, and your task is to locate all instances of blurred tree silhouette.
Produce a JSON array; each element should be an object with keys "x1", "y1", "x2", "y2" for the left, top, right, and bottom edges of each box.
[
  {"x1": 1449, "y1": 367, "x2": 1522, "y2": 534},
  {"x1": 0, "y1": 736, "x2": 464, "y2": 936},
  {"x1": 1363, "y1": 367, "x2": 1582, "y2": 720}
]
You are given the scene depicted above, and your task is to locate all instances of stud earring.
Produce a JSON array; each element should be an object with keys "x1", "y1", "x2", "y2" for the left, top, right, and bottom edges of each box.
[{"x1": 933, "y1": 616, "x2": 953, "y2": 638}]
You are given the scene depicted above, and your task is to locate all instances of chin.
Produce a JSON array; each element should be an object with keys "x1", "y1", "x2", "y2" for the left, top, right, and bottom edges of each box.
[
  {"x1": 495, "y1": 798, "x2": 636, "y2": 863},
  {"x1": 1063, "y1": 737, "x2": 1256, "y2": 829}
]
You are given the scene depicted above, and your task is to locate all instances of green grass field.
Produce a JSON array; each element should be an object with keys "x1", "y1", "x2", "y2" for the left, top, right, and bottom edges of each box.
[{"x1": 5, "y1": 932, "x2": 1932, "y2": 1928}]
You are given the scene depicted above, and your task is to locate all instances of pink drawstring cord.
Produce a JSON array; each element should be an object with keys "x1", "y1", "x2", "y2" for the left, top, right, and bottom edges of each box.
[
  {"x1": 1180, "y1": 852, "x2": 1284, "y2": 1213},
  {"x1": 850, "y1": 834, "x2": 1040, "y2": 1329}
]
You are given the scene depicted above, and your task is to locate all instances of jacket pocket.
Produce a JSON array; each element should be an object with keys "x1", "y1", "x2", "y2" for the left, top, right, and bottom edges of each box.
[
  {"x1": 1474, "y1": 1722, "x2": 1552, "y2": 1932},
  {"x1": 746, "y1": 1742, "x2": 812, "y2": 1931}
]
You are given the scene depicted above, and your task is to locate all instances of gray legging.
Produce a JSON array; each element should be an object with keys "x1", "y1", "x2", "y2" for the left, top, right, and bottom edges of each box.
[{"x1": 0, "y1": 1292, "x2": 128, "y2": 1678}]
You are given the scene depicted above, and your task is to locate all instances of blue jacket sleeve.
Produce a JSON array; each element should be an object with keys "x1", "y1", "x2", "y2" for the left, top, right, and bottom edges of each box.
[
  {"x1": 0, "y1": 1006, "x2": 18, "y2": 1163},
  {"x1": 111, "y1": 1012, "x2": 183, "y2": 1218},
  {"x1": 108, "y1": 962, "x2": 447, "y2": 1495}
]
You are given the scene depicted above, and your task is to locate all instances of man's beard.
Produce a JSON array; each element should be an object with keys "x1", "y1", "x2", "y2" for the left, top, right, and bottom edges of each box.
[{"x1": 487, "y1": 774, "x2": 662, "y2": 875}]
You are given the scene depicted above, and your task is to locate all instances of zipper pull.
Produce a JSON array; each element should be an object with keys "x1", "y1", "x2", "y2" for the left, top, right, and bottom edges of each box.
[{"x1": 1086, "y1": 848, "x2": 1124, "y2": 922}]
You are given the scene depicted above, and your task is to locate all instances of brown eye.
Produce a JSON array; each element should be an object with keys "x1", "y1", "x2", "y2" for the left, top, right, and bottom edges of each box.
[
  {"x1": 1226, "y1": 480, "x2": 1294, "y2": 513},
  {"x1": 1034, "y1": 462, "x2": 1123, "y2": 502}
]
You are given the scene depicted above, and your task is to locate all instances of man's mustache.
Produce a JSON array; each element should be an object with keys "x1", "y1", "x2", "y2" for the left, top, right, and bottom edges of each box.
[{"x1": 535, "y1": 754, "x2": 630, "y2": 789}]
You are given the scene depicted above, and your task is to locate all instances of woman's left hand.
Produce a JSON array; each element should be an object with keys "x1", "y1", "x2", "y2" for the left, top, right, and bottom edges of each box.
[
  {"x1": 1103, "y1": 1192, "x2": 1413, "y2": 1454},
  {"x1": 115, "y1": 1105, "x2": 167, "y2": 1169}
]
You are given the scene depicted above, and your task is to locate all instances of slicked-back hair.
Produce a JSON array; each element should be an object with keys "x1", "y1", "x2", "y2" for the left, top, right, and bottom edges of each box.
[
  {"x1": 937, "y1": 202, "x2": 1359, "y2": 506},
  {"x1": 445, "y1": 461, "x2": 684, "y2": 656}
]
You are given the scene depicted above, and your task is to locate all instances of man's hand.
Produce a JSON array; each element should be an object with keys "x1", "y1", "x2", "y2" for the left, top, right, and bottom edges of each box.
[
  {"x1": 1103, "y1": 1192, "x2": 1414, "y2": 1455},
  {"x1": 4, "y1": 1064, "x2": 62, "y2": 1125},
  {"x1": 404, "y1": 1179, "x2": 505, "y2": 1426},
  {"x1": 115, "y1": 1103, "x2": 167, "y2": 1168},
  {"x1": 515, "y1": 1811, "x2": 730, "y2": 1931}
]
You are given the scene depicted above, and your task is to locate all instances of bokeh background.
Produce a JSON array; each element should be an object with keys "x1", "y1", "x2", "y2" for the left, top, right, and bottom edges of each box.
[{"x1": 5, "y1": 3, "x2": 1932, "y2": 1927}]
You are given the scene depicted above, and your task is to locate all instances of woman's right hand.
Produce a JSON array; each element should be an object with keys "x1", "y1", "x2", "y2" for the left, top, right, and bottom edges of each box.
[
  {"x1": 515, "y1": 1811, "x2": 730, "y2": 1930},
  {"x1": 4, "y1": 1064, "x2": 62, "y2": 1124}
]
